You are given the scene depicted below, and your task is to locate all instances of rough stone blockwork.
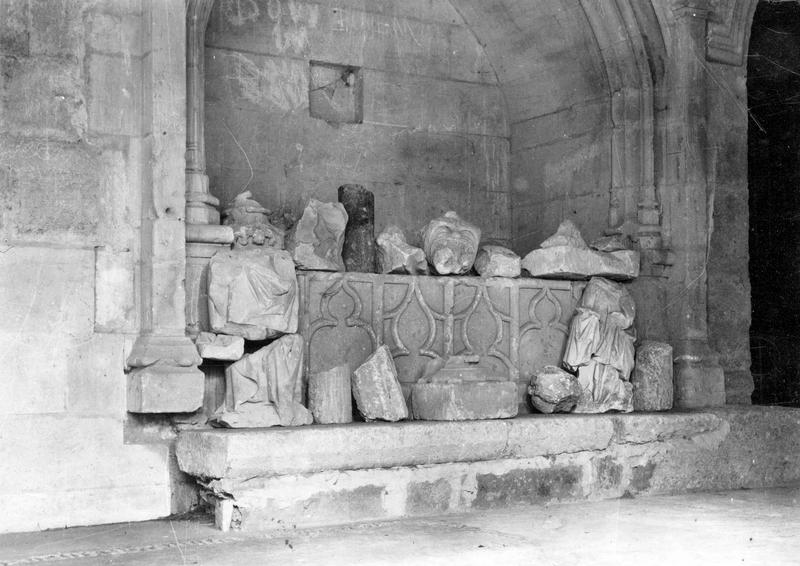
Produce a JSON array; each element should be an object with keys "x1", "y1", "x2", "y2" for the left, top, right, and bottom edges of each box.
[{"x1": 176, "y1": 407, "x2": 800, "y2": 531}]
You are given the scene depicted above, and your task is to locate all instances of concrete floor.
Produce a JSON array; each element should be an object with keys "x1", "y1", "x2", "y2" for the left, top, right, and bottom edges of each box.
[{"x1": 1, "y1": 487, "x2": 798, "y2": 566}]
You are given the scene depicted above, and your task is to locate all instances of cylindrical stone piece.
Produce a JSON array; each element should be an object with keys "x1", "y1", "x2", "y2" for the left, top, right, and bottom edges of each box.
[
  {"x1": 338, "y1": 185, "x2": 376, "y2": 273},
  {"x1": 308, "y1": 365, "x2": 353, "y2": 424},
  {"x1": 631, "y1": 340, "x2": 674, "y2": 411}
]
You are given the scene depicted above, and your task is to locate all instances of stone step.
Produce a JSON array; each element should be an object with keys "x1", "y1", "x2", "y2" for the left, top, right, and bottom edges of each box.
[{"x1": 176, "y1": 407, "x2": 800, "y2": 531}]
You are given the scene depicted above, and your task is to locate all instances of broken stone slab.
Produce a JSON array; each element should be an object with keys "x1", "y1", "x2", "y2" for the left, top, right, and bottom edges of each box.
[
  {"x1": 286, "y1": 199, "x2": 348, "y2": 271},
  {"x1": 352, "y1": 345, "x2": 408, "y2": 421},
  {"x1": 339, "y1": 185, "x2": 376, "y2": 273},
  {"x1": 474, "y1": 245, "x2": 521, "y2": 278},
  {"x1": 540, "y1": 219, "x2": 587, "y2": 249},
  {"x1": 632, "y1": 341, "x2": 674, "y2": 411},
  {"x1": 590, "y1": 234, "x2": 630, "y2": 253},
  {"x1": 528, "y1": 365, "x2": 581, "y2": 413},
  {"x1": 422, "y1": 211, "x2": 481, "y2": 275},
  {"x1": 308, "y1": 364, "x2": 353, "y2": 424},
  {"x1": 376, "y1": 225, "x2": 428, "y2": 275},
  {"x1": 211, "y1": 334, "x2": 312, "y2": 428},
  {"x1": 195, "y1": 332, "x2": 244, "y2": 361},
  {"x1": 521, "y1": 246, "x2": 640, "y2": 281},
  {"x1": 207, "y1": 248, "x2": 298, "y2": 340},
  {"x1": 411, "y1": 381, "x2": 518, "y2": 421}
]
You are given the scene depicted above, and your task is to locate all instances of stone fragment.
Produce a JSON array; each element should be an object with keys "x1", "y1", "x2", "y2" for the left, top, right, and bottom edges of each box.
[
  {"x1": 631, "y1": 341, "x2": 674, "y2": 411},
  {"x1": 411, "y1": 381, "x2": 518, "y2": 421},
  {"x1": 376, "y1": 225, "x2": 428, "y2": 275},
  {"x1": 339, "y1": 185, "x2": 376, "y2": 273},
  {"x1": 211, "y1": 334, "x2": 312, "y2": 428},
  {"x1": 474, "y1": 245, "x2": 521, "y2": 278},
  {"x1": 540, "y1": 219, "x2": 587, "y2": 249},
  {"x1": 352, "y1": 345, "x2": 408, "y2": 421},
  {"x1": 563, "y1": 277, "x2": 635, "y2": 413},
  {"x1": 286, "y1": 199, "x2": 348, "y2": 271},
  {"x1": 411, "y1": 355, "x2": 517, "y2": 420},
  {"x1": 223, "y1": 191, "x2": 285, "y2": 249},
  {"x1": 528, "y1": 365, "x2": 581, "y2": 413},
  {"x1": 208, "y1": 248, "x2": 298, "y2": 340},
  {"x1": 195, "y1": 332, "x2": 244, "y2": 361},
  {"x1": 590, "y1": 234, "x2": 630, "y2": 252},
  {"x1": 422, "y1": 211, "x2": 481, "y2": 275},
  {"x1": 521, "y1": 247, "x2": 639, "y2": 281},
  {"x1": 308, "y1": 364, "x2": 353, "y2": 424}
]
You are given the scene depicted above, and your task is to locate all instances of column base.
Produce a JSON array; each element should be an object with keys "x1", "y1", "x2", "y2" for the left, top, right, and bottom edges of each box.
[
  {"x1": 673, "y1": 339, "x2": 726, "y2": 408},
  {"x1": 126, "y1": 334, "x2": 204, "y2": 413}
]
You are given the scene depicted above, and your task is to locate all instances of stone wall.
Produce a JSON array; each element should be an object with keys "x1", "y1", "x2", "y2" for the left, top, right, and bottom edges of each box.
[
  {"x1": 0, "y1": 0, "x2": 173, "y2": 534},
  {"x1": 204, "y1": 0, "x2": 510, "y2": 246}
]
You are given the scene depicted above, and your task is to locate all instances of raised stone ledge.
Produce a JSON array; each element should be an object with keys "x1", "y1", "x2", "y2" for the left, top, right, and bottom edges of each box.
[
  {"x1": 176, "y1": 407, "x2": 800, "y2": 531},
  {"x1": 176, "y1": 410, "x2": 730, "y2": 480}
]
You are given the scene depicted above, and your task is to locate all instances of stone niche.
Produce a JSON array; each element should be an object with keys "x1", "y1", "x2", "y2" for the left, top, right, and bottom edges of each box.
[{"x1": 297, "y1": 272, "x2": 583, "y2": 409}]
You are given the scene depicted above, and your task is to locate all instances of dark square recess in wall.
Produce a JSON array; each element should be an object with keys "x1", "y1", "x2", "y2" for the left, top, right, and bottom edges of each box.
[{"x1": 308, "y1": 61, "x2": 363, "y2": 124}]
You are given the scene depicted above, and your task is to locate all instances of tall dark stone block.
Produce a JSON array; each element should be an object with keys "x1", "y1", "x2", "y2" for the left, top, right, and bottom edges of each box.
[{"x1": 338, "y1": 184, "x2": 376, "y2": 273}]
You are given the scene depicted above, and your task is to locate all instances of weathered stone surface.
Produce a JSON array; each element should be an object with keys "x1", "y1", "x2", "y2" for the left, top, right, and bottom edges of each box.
[
  {"x1": 297, "y1": 272, "x2": 582, "y2": 405},
  {"x1": 411, "y1": 381, "x2": 518, "y2": 420},
  {"x1": 127, "y1": 366, "x2": 205, "y2": 414},
  {"x1": 376, "y1": 225, "x2": 428, "y2": 275},
  {"x1": 540, "y1": 219, "x2": 587, "y2": 249},
  {"x1": 632, "y1": 341, "x2": 674, "y2": 411},
  {"x1": 287, "y1": 199, "x2": 348, "y2": 271},
  {"x1": 196, "y1": 332, "x2": 244, "y2": 361},
  {"x1": 339, "y1": 185, "x2": 376, "y2": 273},
  {"x1": 590, "y1": 234, "x2": 630, "y2": 252},
  {"x1": 309, "y1": 365, "x2": 353, "y2": 424},
  {"x1": 208, "y1": 248, "x2": 298, "y2": 340},
  {"x1": 352, "y1": 345, "x2": 408, "y2": 421},
  {"x1": 211, "y1": 334, "x2": 312, "y2": 428},
  {"x1": 522, "y1": 246, "x2": 640, "y2": 280},
  {"x1": 222, "y1": 190, "x2": 285, "y2": 249},
  {"x1": 564, "y1": 277, "x2": 635, "y2": 413},
  {"x1": 528, "y1": 365, "x2": 581, "y2": 413},
  {"x1": 474, "y1": 245, "x2": 521, "y2": 278},
  {"x1": 422, "y1": 211, "x2": 481, "y2": 275}
]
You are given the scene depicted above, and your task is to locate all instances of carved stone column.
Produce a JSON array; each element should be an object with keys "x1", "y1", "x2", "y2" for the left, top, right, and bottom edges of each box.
[
  {"x1": 185, "y1": 0, "x2": 233, "y2": 336},
  {"x1": 664, "y1": 0, "x2": 726, "y2": 408},
  {"x1": 127, "y1": 0, "x2": 204, "y2": 413}
]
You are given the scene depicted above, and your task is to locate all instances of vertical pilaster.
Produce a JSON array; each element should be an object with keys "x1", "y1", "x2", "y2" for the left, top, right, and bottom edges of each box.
[
  {"x1": 665, "y1": 0, "x2": 726, "y2": 408},
  {"x1": 127, "y1": 0, "x2": 204, "y2": 413}
]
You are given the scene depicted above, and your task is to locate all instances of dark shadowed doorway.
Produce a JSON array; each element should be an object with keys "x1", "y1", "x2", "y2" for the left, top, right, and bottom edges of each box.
[{"x1": 748, "y1": 0, "x2": 800, "y2": 406}]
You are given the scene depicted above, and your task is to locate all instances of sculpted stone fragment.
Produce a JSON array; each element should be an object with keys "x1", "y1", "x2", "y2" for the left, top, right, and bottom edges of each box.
[
  {"x1": 422, "y1": 211, "x2": 481, "y2": 275},
  {"x1": 208, "y1": 248, "x2": 298, "y2": 340},
  {"x1": 631, "y1": 341, "x2": 674, "y2": 411},
  {"x1": 528, "y1": 365, "x2": 581, "y2": 413},
  {"x1": 195, "y1": 332, "x2": 244, "y2": 361},
  {"x1": 286, "y1": 199, "x2": 348, "y2": 271},
  {"x1": 352, "y1": 345, "x2": 408, "y2": 421},
  {"x1": 563, "y1": 277, "x2": 635, "y2": 413},
  {"x1": 522, "y1": 220, "x2": 639, "y2": 280},
  {"x1": 590, "y1": 234, "x2": 630, "y2": 253},
  {"x1": 376, "y1": 225, "x2": 428, "y2": 275},
  {"x1": 411, "y1": 355, "x2": 517, "y2": 420},
  {"x1": 540, "y1": 219, "x2": 587, "y2": 249},
  {"x1": 474, "y1": 245, "x2": 521, "y2": 278},
  {"x1": 308, "y1": 364, "x2": 353, "y2": 424},
  {"x1": 223, "y1": 191, "x2": 285, "y2": 249},
  {"x1": 211, "y1": 334, "x2": 312, "y2": 428},
  {"x1": 339, "y1": 185, "x2": 376, "y2": 273}
]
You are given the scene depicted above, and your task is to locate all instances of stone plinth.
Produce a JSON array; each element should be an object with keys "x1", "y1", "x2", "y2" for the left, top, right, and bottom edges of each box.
[
  {"x1": 297, "y1": 272, "x2": 583, "y2": 410},
  {"x1": 411, "y1": 381, "x2": 518, "y2": 420},
  {"x1": 176, "y1": 407, "x2": 800, "y2": 531}
]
